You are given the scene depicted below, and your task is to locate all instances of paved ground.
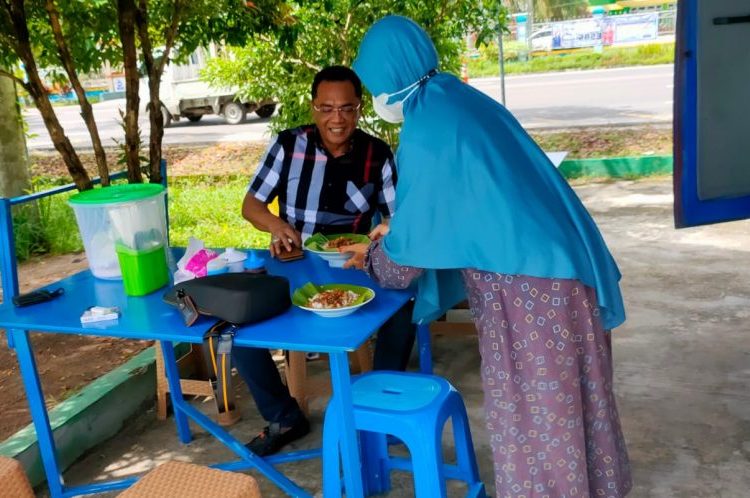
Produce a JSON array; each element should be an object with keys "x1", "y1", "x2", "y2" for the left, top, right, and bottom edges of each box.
[{"x1": 50, "y1": 177, "x2": 750, "y2": 497}]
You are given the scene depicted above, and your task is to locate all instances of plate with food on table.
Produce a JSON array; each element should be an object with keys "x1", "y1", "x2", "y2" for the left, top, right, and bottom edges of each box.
[{"x1": 292, "y1": 282, "x2": 375, "y2": 318}]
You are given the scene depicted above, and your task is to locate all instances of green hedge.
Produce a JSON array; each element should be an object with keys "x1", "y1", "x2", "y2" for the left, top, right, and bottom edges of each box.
[{"x1": 468, "y1": 42, "x2": 674, "y2": 78}]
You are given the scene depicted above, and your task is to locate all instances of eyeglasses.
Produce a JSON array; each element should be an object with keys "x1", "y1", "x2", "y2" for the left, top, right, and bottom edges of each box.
[{"x1": 312, "y1": 103, "x2": 361, "y2": 115}]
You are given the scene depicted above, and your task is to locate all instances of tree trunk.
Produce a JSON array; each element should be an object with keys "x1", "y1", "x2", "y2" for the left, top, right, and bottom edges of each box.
[
  {"x1": 136, "y1": 0, "x2": 182, "y2": 185},
  {"x1": 44, "y1": 0, "x2": 110, "y2": 186},
  {"x1": 144, "y1": 74, "x2": 164, "y2": 184},
  {"x1": 4, "y1": 0, "x2": 92, "y2": 191},
  {"x1": 0, "y1": 74, "x2": 30, "y2": 198},
  {"x1": 116, "y1": 0, "x2": 143, "y2": 183},
  {"x1": 135, "y1": 2, "x2": 162, "y2": 184},
  {"x1": 26, "y1": 76, "x2": 92, "y2": 190}
]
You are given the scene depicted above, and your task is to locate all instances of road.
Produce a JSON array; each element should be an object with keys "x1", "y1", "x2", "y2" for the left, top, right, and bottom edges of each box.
[
  {"x1": 24, "y1": 64, "x2": 674, "y2": 149},
  {"x1": 475, "y1": 64, "x2": 674, "y2": 129}
]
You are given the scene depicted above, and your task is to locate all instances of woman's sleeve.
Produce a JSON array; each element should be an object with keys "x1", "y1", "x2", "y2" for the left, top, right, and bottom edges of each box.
[{"x1": 365, "y1": 240, "x2": 424, "y2": 289}]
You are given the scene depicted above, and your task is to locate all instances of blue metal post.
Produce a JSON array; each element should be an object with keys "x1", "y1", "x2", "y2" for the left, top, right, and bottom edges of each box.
[
  {"x1": 175, "y1": 400, "x2": 310, "y2": 496},
  {"x1": 8, "y1": 170, "x2": 129, "y2": 206},
  {"x1": 327, "y1": 352, "x2": 364, "y2": 498},
  {"x1": 10, "y1": 328, "x2": 65, "y2": 497},
  {"x1": 159, "y1": 340, "x2": 192, "y2": 443},
  {"x1": 0, "y1": 197, "x2": 19, "y2": 301},
  {"x1": 159, "y1": 158, "x2": 167, "y2": 187},
  {"x1": 159, "y1": 159, "x2": 170, "y2": 246},
  {"x1": 62, "y1": 478, "x2": 137, "y2": 497},
  {"x1": 0, "y1": 169, "x2": 172, "y2": 493},
  {"x1": 0, "y1": 198, "x2": 19, "y2": 349}
]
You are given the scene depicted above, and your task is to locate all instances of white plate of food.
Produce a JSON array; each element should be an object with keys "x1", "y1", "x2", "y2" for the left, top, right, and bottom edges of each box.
[
  {"x1": 292, "y1": 283, "x2": 375, "y2": 318},
  {"x1": 303, "y1": 233, "x2": 370, "y2": 268}
]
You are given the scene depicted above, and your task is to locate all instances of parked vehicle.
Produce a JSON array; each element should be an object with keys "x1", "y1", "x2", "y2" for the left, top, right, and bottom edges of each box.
[
  {"x1": 145, "y1": 46, "x2": 275, "y2": 126},
  {"x1": 530, "y1": 28, "x2": 553, "y2": 51}
]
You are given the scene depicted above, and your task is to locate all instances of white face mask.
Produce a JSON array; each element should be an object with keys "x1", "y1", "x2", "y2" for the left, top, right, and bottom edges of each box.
[{"x1": 371, "y1": 79, "x2": 422, "y2": 124}]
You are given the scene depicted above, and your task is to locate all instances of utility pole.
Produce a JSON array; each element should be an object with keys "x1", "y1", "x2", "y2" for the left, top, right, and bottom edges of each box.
[
  {"x1": 527, "y1": 0, "x2": 535, "y2": 51},
  {"x1": 497, "y1": 0, "x2": 510, "y2": 105},
  {"x1": 498, "y1": 30, "x2": 506, "y2": 105}
]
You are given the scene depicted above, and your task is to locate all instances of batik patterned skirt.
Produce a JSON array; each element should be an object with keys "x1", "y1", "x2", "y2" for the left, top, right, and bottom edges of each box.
[{"x1": 461, "y1": 270, "x2": 631, "y2": 498}]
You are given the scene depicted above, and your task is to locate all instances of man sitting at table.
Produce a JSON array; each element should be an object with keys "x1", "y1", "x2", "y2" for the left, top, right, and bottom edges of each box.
[{"x1": 237, "y1": 65, "x2": 416, "y2": 456}]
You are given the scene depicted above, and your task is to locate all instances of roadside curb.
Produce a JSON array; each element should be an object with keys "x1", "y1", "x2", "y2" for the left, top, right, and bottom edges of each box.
[
  {"x1": 0, "y1": 346, "x2": 160, "y2": 487},
  {"x1": 559, "y1": 154, "x2": 673, "y2": 179}
]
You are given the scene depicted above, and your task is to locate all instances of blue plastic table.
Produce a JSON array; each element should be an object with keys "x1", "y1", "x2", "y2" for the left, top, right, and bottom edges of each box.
[{"x1": 0, "y1": 250, "x2": 413, "y2": 497}]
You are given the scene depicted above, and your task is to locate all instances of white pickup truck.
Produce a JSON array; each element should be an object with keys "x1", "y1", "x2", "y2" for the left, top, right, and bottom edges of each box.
[{"x1": 150, "y1": 46, "x2": 275, "y2": 126}]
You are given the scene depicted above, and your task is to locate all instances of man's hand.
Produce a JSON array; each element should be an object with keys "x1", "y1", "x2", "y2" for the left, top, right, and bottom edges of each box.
[
  {"x1": 368, "y1": 223, "x2": 390, "y2": 242},
  {"x1": 269, "y1": 221, "x2": 302, "y2": 257},
  {"x1": 339, "y1": 243, "x2": 370, "y2": 270},
  {"x1": 243, "y1": 194, "x2": 302, "y2": 257}
]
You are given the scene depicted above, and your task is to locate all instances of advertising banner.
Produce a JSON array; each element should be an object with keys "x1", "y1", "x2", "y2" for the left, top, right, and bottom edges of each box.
[
  {"x1": 551, "y1": 18, "x2": 602, "y2": 49},
  {"x1": 549, "y1": 12, "x2": 659, "y2": 50},
  {"x1": 613, "y1": 13, "x2": 659, "y2": 44}
]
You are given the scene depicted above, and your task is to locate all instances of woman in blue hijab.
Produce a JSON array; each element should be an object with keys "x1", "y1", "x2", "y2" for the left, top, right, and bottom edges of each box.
[{"x1": 345, "y1": 15, "x2": 632, "y2": 497}]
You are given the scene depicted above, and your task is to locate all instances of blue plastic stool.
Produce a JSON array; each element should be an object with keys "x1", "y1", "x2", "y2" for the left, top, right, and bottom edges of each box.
[{"x1": 322, "y1": 371, "x2": 485, "y2": 497}]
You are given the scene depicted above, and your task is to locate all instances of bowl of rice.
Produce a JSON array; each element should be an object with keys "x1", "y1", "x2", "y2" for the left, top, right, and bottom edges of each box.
[{"x1": 303, "y1": 233, "x2": 370, "y2": 268}]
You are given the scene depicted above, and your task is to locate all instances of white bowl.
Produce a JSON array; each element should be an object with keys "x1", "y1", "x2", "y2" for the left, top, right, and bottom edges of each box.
[
  {"x1": 304, "y1": 248, "x2": 353, "y2": 268},
  {"x1": 296, "y1": 290, "x2": 375, "y2": 318},
  {"x1": 303, "y1": 233, "x2": 369, "y2": 268}
]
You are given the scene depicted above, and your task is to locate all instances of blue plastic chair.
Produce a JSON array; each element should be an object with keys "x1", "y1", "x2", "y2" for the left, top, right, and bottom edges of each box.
[{"x1": 322, "y1": 371, "x2": 486, "y2": 497}]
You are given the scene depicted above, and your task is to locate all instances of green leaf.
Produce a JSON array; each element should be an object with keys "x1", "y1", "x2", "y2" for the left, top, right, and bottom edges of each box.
[
  {"x1": 291, "y1": 281, "x2": 322, "y2": 306},
  {"x1": 291, "y1": 282, "x2": 374, "y2": 308},
  {"x1": 303, "y1": 232, "x2": 369, "y2": 252}
]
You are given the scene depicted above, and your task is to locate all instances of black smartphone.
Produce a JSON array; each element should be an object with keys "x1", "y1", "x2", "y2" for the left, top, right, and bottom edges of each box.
[{"x1": 12, "y1": 288, "x2": 64, "y2": 307}]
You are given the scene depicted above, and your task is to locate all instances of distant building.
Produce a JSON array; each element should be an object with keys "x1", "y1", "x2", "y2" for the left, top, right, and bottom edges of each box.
[{"x1": 587, "y1": 1, "x2": 677, "y2": 14}]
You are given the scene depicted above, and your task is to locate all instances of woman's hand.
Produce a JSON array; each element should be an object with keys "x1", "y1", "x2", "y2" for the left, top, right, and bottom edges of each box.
[
  {"x1": 339, "y1": 243, "x2": 370, "y2": 269},
  {"x1": 368, "y1": 223, "x2": 390, "y2": 241},
  {"x1": 268, "y1": 221, "x2": 302, "y2": 257}
]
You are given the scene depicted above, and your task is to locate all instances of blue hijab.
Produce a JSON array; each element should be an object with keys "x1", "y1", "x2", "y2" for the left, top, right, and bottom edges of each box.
[{"x1": 353, "y1": 16, "x2": 625, "y2": 330}]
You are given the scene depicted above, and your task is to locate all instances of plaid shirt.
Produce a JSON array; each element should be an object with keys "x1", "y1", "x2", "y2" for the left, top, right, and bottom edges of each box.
[{"x1": 248, "y1": 125, "x2": 397, "y2": 238}]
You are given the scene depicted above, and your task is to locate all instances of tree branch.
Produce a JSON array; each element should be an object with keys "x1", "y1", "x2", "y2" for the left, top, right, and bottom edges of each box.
[
  {"x1": 116, "y1": 0, "x2": 143, "y2": 182},
  {"x1": 159, "y1": 0, "x2": 184, "y2": 75},
  {"x1": 437, "y1": 0, "x2": 449, "y2": 27},
  {"x1": 45, "y1": 0, "x2": 110, "y2": 184},
  {"x1": 5, "y1": 0, "x2": 91, "y2": 190},
  {"x1": 0, "y1": 68, "x2": 29, "y2": 91},
  {"x1": 135, "y1": 0, "x2": 183, "y2": 183},
  {"x1": 256, "y1": 33, "x2": 320, "y2": 71},
  {"x1": 0, "y1": 22, "x2": 19, "y2": 52},
  {"x1": 135, "y1": 0, "x2": 155, "y2": 75},
  {"x1": 340, "y1": 12, "x2": 352, "y2": 61},
  {"x1": 288, "y1": 56, "x2": 321, "y2": 71}
]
